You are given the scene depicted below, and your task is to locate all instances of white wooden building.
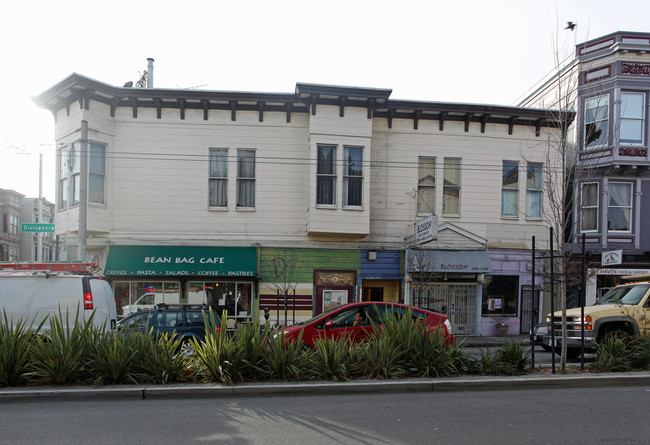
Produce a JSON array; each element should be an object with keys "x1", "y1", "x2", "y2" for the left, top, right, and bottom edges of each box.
[{"x1": 34, "y1": 70, "x2": 570, "y2": 336}]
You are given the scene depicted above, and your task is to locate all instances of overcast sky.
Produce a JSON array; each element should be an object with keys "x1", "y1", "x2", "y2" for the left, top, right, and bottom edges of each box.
[{"x1": 1, "y1": 0, "x2": 649, "y2": 202}]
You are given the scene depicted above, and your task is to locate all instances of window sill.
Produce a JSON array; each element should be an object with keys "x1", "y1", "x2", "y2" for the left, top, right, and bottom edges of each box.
[
  {"x1": 315, "y1": 204, "x2": 337, "y2": 209},
  {"x1": 525, "y1": 217, "x2": 543, "y2": 221},
  {"x1": 342, "y1": 206, "x2": 364, "y2": 211},
  {"x1": 501, "y1": 215, "x2": 518, "y2": 220},
  {"x1": 442, "y1": 214, "x2": 461, "y2": 218},
  {"x1": 208, "y1": 207, "x2": 228, "y2": 212},
  {"x1": 236, "y1": 207, "x2": 256, "y2": 212}
]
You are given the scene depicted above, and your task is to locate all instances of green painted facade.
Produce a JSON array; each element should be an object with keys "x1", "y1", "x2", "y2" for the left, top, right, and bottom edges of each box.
[{"x1": 260, "y1": 248, "x2": 361, "y2": 283}]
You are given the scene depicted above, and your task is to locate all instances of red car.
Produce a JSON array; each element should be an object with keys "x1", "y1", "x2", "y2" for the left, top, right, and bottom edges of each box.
[{"x1": 275, "y1": 302, "x2": 455, "y2": 348}]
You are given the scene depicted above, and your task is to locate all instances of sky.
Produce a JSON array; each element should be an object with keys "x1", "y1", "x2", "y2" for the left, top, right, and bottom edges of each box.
[{"x1": 1, "y1": 0, "x2": 649, "y2": 203}]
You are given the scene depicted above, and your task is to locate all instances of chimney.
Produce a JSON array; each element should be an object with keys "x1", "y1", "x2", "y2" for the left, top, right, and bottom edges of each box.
[{"x1": 146, "y1": 58, "x2": 154, "y2": 88}]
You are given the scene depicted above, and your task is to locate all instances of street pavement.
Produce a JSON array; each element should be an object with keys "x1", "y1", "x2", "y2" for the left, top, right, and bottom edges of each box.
[{"x1": 3, "y1": 334, "x2": 648, "y2": 402}]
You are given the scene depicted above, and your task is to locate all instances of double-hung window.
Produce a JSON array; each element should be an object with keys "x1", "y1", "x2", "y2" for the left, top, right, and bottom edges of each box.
[
  {"x1": 620, "y1": 92, "x2": 645, "y2": 144},
  {"x1": 526, "y1": 163, "x2": 542, "y2": 218},
  {"x1": 343, "y1": 146, "x2": 363, "y2": 207},
  {"x1": 317, "y1": 145, "x2": 336, "y2": 205},
  {"x1": 608, "y1": 182, "x2": 632, "y2": 232},
  {"x1": 58, "y1": 146, "x2": 70, "y2": 210},
  {"x1": 58, "y1": 142, "x2": 106, "y2": 209},
  {"x1": 71, "y1": 143, "x2": 81, "y2": 206},
  {"x1": 580, "y1": 182, "x2": 599, "y2": 232},
  {"x1": 417, "y1": 157, "x2": 435, "y2": 215},
  {"x1": 89, "y1": 142, "x2": 106, "y2": 205},
  {"x1": 443, "y1": 158, "x2": 461, "y2": 216},
  {"x1": 209, "y1": 148, "x2": 228, "y2": 207},
  {"x1": 237, "y1": 149, "x2": 255, "y2": 208},
  {"x1": 501, "y1": 161, "x2": 519, "y2": 217},
  {"x1": 584, "y1": 94, "x2": 609, "y2": 148}
]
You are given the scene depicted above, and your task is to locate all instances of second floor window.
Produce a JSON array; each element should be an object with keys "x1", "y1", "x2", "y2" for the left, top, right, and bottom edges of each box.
[
  {"x1": 317, "y1": 145, "x2": 336, "y2": 205},
  {"x1": 443, "y1": 158, "x2": 461, "y2": 216},
  {"x1": 580, "y1": 182, "x2": 599, "y2": 232},
  {"x1": 237, "y1": 149, "x2": 255, "y2": 208},
  {"x1": 58, "y1": 142, "x2": 106, "y2": 209},
  {"x1": 343, "y1": 146, "x2": 363, "y2": 207},
  {"x1": 502, "y1": 161, "x2": 519, "y2": 217},
  {"x1": 417, "y1": 157, "x2": 435, "y2": 214},
  {"x1": 620, "y1": 92, "x2": 645, "y2": 144},
  {"x1": 584, "y1": 94, "x2": 609, "y2": 148},
  {"x1": 526, "y1": 163, "x2": 543, "y2": 218},
  {"x1": 209, "y1": 148, "x2": 228, "y2": 207},
  {"x1": 608, "y1": 182, "x2": 632, "y2": 232},
  {"x1": 89, "y1": 142, "x2": 106, "y2": 205}
]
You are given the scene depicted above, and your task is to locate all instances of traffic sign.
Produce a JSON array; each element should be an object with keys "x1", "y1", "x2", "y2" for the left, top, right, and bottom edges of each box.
[{"x1": 21, "y1": 223, "x2": 55, "y2": 232}]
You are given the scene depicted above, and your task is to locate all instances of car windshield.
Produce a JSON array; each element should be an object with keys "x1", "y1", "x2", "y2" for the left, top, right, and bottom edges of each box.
[
  {"x1": 618, "y1": 284, "x2": 650, "y2": 305},
  {"x1": 596, "y1": 286, "x2": 632, "y2": 305}
]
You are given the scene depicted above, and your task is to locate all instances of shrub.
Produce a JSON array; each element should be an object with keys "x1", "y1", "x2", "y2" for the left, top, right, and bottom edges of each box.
[
  {"x1": 259, "y1": 328, "x2": 314, "y2": 381},
  {"x1": 496, "y1": 340, "x2": 532, "y2": 375},
  {"x1": 29, "y1": 308, "x2": 97, "y2": 384},
  {"x1": 87, "y1": 330, "x2": 143, "y2": 385},
  {"x1": 311, "y1": 336, "x2": 362, "y2": 381},
  {"x1": 592, "y1": 335, "x2": 633, "y2": 372},
  {"x1": 0, "y1": 310, "x2": 44, "y2": 386}
]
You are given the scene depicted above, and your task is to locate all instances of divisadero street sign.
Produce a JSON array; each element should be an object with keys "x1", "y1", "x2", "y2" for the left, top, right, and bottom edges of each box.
[{"x1": 21, "y1": 223, "x2": 55, "y2": 232}]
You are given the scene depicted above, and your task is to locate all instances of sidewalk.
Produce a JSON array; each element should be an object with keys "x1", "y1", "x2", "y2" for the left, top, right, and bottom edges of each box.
[{"x1": 459, "y1": 334, "x2": 530, "y2": 348}]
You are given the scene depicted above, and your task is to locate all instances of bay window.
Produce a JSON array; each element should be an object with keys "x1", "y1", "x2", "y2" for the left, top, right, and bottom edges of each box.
[
  {"x1": 620, "y1": 92, "x2": 645, "y2": 144},
  {"x1": 317, "y1": 145, "x2": 336, "y2": 205},
  {"x1": 343, "y1": 146, "x2": 363, "y2": 207},
  {"x1": 580, "y1": 182, "x2": 598, "y2": 232},
  {"x1": 89, "y1": 142, "x2": 106, "y2": 205},
  {"x1": 584, "y1": 94, "x2": 609, "y2": 148},
  {"x1": 608, "y1": 182, "x2": 632, "y2": 232}
]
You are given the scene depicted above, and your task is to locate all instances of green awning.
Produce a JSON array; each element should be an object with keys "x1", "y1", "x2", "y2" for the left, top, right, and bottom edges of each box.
[{"x1": 104, "y1": 245, "x2": 256, "y2": 277}]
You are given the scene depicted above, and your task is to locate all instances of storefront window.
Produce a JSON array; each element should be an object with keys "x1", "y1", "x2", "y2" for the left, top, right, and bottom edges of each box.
[
  {"x1": 482, "y1": 275, "x2": 518, "y2": 317},
  {"x1": 118, "y1": 281, "x2": 181, "y2": 315},
  {"x1": 187, "y1": 281, "x2": 252, "y2": 318}
]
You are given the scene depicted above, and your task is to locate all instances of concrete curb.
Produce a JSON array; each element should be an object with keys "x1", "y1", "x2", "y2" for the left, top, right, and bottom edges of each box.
[{"x1": 2, "y1": 372, "x2": 650, "y2": 402}]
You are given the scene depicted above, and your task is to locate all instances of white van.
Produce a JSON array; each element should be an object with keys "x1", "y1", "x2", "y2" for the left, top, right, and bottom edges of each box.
[{"x1": 0, "y1": 271, "x2": 118, "y2": 332}]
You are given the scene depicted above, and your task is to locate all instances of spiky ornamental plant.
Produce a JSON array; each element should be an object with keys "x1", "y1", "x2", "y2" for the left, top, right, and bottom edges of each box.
[{"x1": 0, "y1": 310, "x2": 45, "y2": 386}]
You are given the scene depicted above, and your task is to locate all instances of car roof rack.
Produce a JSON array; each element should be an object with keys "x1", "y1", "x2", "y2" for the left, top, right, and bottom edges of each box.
[{"x1": 153, "y1": 303, "x2": 209, "y2": 310}]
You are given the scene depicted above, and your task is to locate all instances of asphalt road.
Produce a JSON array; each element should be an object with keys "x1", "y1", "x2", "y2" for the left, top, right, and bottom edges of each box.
[{"x1": 1, "y1": 385, "x2": 649, "y2": 444}]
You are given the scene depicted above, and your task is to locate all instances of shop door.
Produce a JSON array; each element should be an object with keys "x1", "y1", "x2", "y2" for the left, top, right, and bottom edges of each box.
[
  {"x1": 364, "y1": 288, "x2": 384, "y2": 302},
  {"x1": 413, "y1": 283, "x2": 477, "y2": 336},
  {"x1": 520, "y1": 286, "x2": 540, "y2": 334}
]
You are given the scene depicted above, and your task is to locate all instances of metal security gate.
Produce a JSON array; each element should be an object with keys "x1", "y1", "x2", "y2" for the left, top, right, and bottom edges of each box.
[
  {"x1": 413, "y1": 283, "x2": 477, "y2": 336},
  {"x1": 520, "y1": 286, "x2": 540, "y2": 334}
]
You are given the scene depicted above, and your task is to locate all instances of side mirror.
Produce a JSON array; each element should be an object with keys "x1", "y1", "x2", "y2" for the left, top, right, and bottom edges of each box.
[{"x1": 324, "y1": 320, "x2": 334, "y2": 329}]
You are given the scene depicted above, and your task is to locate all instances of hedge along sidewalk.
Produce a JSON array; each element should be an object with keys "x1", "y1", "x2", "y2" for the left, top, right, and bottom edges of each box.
[{"x1": 2, "y1": 371, "x2": 650, "y2": 402}]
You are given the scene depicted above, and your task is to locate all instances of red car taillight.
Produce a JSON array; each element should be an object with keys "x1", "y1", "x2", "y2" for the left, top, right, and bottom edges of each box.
[{"x1": 84, "y1": 292, "x2": 94, "y2": 310}]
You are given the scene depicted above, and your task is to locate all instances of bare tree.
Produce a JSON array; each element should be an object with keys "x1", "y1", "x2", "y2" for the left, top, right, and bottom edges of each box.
[{"x1": 261, "y1": 249, "x2": 302, "y2": 326}]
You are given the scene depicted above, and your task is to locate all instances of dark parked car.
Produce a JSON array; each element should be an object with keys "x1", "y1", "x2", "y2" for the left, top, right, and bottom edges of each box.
[
  {"x1": 532, "y1": 322, "x2": 551, "y2": 351},
  {"x1": 117, "y1": 303, "x2": 219, "y2": 352},
  {"x1": 275, "y1": 302, "x2": 455, "y2": 349}
]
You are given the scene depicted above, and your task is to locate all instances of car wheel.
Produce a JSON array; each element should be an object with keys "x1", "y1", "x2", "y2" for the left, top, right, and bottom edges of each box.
[{"x1": 180, "y1": 339, "x2": 196, "y2": 357}]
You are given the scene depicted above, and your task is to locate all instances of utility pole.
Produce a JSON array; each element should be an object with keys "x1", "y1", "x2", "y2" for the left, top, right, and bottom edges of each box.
[
  {"x1": 37, "y1": 153, "x2": 43, "y2": 262},
  {"x1": 78, "y1": 120, "x2": 88, "y2": 261}
]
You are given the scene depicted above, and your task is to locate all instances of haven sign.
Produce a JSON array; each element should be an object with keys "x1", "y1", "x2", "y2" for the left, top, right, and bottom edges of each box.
[{"x1": 415, "y1": 215, "x2": 438, "y2": 245}]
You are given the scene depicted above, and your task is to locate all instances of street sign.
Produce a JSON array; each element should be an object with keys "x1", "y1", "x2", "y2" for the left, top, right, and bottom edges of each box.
[{"x1": 21, "y1": 223, "x2": 55, "y2": 232}]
